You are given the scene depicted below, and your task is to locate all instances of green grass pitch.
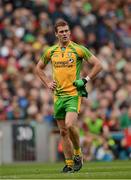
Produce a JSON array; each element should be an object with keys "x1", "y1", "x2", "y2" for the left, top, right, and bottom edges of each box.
[{"x1": 0, "y1": 160, "x2": 131, "y2": 179}]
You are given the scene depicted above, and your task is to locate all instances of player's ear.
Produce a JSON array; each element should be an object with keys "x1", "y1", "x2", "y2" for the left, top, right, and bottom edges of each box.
[{"x1": 55, "y1": 32, "x2": 58, "y2": 37}]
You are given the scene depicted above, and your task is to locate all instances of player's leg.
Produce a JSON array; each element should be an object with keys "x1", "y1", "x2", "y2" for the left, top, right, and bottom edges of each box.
[
  {"x1": 57, "y1": 120, "x2": 74, "y2": 172},
  {"x1": 54, "y1": 97, "x2": 74, "y2": 172},
  {"x1": 68, "y1": 114, "x2": 80, "y2": 148},
  {"x1": 65, "y1": 95, "x2": 82, "y2": 155},
  {"x1": 65, "y1": 112, "x2": 83, "y2": 172}
]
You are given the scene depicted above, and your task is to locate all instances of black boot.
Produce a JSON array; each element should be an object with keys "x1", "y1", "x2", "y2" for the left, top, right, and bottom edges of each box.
[
  {"x1": 73, "y1": 155, "x2": 83, "y2": 172},
  {"x1": 61, "y1": 165, "x2": 74, "y2": 173}
]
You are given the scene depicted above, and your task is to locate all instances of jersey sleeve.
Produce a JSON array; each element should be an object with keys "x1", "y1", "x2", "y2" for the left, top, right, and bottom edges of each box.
[
  {"x1": 80, "y1": 45, "x2": 93, "y2": 61},
  {"x1": 40, "y1": 47, "x2": 51, "y2": 65}
]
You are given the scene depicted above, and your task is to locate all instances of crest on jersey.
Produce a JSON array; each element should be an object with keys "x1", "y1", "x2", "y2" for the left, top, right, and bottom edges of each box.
[{"x1": 68, "y1": 52, "x2": 72, "y2": 57}]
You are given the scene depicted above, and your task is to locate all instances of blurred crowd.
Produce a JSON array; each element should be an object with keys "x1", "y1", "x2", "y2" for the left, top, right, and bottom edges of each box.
[{"x1": 0, "y1": 0, "x2": 131, "y2": 161}]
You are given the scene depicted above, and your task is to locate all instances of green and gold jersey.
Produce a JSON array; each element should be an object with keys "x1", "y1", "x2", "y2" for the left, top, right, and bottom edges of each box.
[{"x1": 40, "y1": 41, "x2": 93, "y2": 97}]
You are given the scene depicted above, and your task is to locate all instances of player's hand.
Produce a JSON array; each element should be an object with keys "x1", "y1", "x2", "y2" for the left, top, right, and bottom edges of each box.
[
  {"x1": 48, "y1": 80, "x2": 57, "y2": 91},
  {"x1": 73, "y1": 78, "x2": 87, "y2": 88}
]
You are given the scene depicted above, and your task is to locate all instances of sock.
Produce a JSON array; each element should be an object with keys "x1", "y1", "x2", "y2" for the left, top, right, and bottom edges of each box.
[
  {"x1": 65, "y1": 159, "x2": 74, "y2": 167},
  {"x1": 74, "y1": 148, "x2": 82, "y2": 156}
]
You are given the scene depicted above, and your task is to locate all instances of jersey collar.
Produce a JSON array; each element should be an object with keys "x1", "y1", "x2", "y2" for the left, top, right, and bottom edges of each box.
[{"x1": 59, "y1": 41, "x2": 72, "y2": 49}]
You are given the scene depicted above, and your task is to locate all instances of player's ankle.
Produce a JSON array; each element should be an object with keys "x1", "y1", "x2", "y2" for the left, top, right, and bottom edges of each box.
[
  {"x1": 65, "y1": 159, "x2": 74, "y2": 167},
  {"x1": 74, "y1": 148, "x2": 82, "y2": 156}
]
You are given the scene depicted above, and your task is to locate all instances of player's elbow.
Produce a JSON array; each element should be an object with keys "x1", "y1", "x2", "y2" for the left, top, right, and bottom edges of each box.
[
  {"x1": 35, "y1": 61, "x2": 44, "y2": 75},
  {"x1": 96, "y1": 60, "x2": 103, "y2": 73},
  {"x1": 35, "y1": 63, "x2": 40, "y2": 76}
]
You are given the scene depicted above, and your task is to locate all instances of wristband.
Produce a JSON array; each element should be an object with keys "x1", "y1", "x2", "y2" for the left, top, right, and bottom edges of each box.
[
  {"x1": 82, "y1": 78, "x2": 87, "y2": 84},
  {"x1": 85, "y1": 76, "x2": 90, "y2": 82}
]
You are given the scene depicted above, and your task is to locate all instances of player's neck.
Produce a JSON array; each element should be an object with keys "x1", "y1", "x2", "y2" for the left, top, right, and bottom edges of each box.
[{"x1": 59, "y1": 40, "x2": 70, "y2": 48}]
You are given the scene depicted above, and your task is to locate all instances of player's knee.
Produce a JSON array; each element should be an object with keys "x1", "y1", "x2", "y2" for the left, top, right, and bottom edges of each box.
[
  {"x1": 65, "y1": 121, "x2": 73, "y2": 129},
  {"x1": 60, "y1": 128, "x2": 68, "y2": 137}
]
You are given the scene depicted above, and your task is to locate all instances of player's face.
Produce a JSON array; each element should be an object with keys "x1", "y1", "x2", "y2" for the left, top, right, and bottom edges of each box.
[{"x1": 55, "y1": 25, "x2": 71, "y2": 43}]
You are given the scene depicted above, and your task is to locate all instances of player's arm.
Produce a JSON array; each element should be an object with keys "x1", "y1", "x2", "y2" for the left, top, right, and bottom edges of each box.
[
  {"x1": 35, "y1": 60, "x2": 57, "y2": 91},
  {"x1": 85, "y1": 54, "x2": 102, "y2": 82},
  {"x1": 74, "y1": 47, "x2": 102, "y2": 87}
]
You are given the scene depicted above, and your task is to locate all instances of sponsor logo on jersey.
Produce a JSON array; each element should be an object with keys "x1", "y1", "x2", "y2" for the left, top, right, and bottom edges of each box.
[{"x1": 53, "y1": 58, "x2": 74, "y2": 68}]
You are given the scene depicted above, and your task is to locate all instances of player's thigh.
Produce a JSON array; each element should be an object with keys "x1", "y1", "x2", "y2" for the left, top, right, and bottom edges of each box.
[
  {"x1": 57, "y1": 119, "x2": 65, "y2": 129},
  {"x1": 65, "y1": 96, "x2": 80, "y2": 127},
  {"x1": 54, "y1": 97, "x2": 65, "y2": 120},
  {"x1": 65, "y1": 96, "x2": 81, "y2": 114},
  {"x1": 65, "y1": 112, "x2": 78, "y2": 128}
]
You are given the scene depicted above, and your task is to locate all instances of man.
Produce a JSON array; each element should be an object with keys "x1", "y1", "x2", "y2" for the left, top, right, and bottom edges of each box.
[{"x1": 36, "y1": 19, "x2": 102, "y2": 173}]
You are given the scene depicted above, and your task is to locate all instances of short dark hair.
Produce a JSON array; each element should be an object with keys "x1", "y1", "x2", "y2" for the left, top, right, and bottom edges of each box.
[{"x1": 54, "y1": 19, "x2": 69, "y2": 32}]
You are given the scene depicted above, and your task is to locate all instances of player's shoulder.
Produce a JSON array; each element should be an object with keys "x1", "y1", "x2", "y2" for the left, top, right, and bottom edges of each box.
[
  {"x1": 69, "y1": 41, "x2": 90, "y2": 56},
  {"x1": 45, "y1": 44, "x2": 59, "y2": 53},
  {"x1": 70, "y1": 41, "x2": 88, "y2": 51},
  {"x1": 70, "y1": 41, "x2": 93, "y2": 59},
  {"x1": 70, "y1": 41, "x2": 81, "y2": 48}
]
